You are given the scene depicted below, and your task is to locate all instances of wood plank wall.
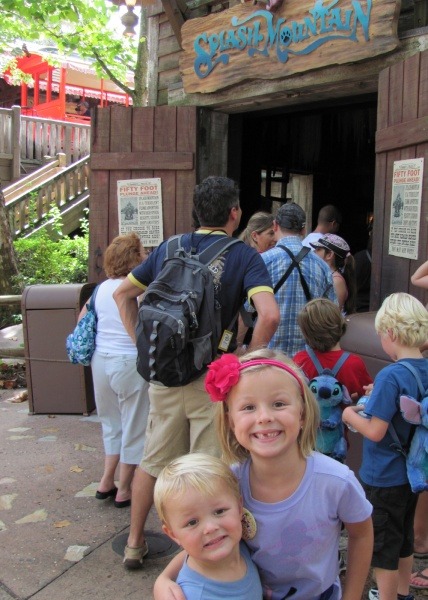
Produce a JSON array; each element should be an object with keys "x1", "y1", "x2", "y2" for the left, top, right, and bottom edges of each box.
[
  {"x1": 88, "y1": 106, "x2": 198, "y2": 282},
  {"x1": 147, "y1": 2, "x2": 182, "y2": 106},
  {"x1": 372, "y1": 49, "x2": 428, "y2": 309}
]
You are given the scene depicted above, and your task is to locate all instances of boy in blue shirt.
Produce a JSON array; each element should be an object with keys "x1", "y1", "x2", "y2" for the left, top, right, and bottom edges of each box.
[{"x1": 343, "y1": 292, "x2": 428, "y2": 600}]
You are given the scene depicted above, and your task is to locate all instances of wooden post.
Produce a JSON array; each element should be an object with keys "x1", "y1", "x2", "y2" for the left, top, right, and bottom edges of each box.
[
  {"x1": 64, "y1": 127, "x2": 72, "y2": 166},
  {"x1": 11, "y1": 106, "x2": 21, "y2": 182},
  {"x1": 57, "y1": 152, "x2": 67, "y2": 168}
]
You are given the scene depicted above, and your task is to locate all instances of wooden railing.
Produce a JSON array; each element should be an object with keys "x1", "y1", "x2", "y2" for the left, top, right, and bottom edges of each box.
[
  {"x1": 0, "y1": 106, "x2": 90, "y2": 182},
  {"x1": 4, "y1": 154, "x2": 90, "y2": 238}
]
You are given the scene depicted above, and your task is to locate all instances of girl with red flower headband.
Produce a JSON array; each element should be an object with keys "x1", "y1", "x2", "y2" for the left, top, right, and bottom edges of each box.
[{"x1": 154, "y1": 349, "x2": 373, "y2": 600}]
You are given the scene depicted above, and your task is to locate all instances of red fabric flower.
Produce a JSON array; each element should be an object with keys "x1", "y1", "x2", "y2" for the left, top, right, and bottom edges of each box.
[{"x1": 205, "y1": 354, "x2": 241, "y2": 401}]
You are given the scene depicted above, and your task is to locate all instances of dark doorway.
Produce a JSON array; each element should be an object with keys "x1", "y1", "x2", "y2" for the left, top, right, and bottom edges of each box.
[{"x1": 229, "y1": 95, "x2": 377, "y2": 253}]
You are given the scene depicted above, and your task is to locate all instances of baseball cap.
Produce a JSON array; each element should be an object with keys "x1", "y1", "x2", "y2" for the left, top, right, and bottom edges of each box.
[
  {"x1": 275, "y1": 202, "x2": 306, "y2": 231},
  {"x1": 310, "y1": 233, "x2": 350, "y2": 259}
]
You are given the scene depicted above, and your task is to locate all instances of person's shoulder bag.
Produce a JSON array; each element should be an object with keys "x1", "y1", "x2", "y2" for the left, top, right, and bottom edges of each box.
[{"x1": 66, "y1": 285, "x2": 100, "y2": 366}]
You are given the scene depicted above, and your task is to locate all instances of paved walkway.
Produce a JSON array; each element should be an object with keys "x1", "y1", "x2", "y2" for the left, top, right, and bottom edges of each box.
[{"x1": 0, "y1": 386, "x2": 176, "y2": 600}]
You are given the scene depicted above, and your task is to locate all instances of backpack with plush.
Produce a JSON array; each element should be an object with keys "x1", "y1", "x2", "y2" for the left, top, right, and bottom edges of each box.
[
  {"x1": 136, "y1": 235, "x2": 241, "y2": 387},
  {"x1": 388, "y1": 361, "x2": 428, "y2": 493},
  {"x1": 305, "y1": 346, "x2": 352, "y2": 462},
  {"x1": 66, "y1": 285, "x2": 100, "y2": 366}
]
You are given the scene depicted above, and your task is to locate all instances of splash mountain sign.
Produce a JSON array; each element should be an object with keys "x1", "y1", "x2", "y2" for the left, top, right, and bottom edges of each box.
[{"x1": 180, "y1": 0, "x2": 400, "y2": 93}]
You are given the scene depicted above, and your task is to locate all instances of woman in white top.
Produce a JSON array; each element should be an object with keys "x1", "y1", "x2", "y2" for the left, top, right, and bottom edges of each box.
[{"x1": 80, "y1": 233, "x2": 149, "y2": 507}]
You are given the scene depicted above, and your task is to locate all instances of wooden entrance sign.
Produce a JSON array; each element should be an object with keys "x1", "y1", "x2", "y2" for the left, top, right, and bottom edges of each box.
[{"x1": 180, "y1": 0, "x2": 400, "y2": 94}]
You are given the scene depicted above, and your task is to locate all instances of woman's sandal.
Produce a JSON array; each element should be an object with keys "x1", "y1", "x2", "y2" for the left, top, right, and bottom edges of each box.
[
  {"x1": 95, "y1": 486, "x2": 117, "y2": 500},
  {"x1": 123, "y1": 541, "x2": 149, "y2": 570},
  {"x1": 409, "y1": 569, "x2": 428, "y2": 590}
]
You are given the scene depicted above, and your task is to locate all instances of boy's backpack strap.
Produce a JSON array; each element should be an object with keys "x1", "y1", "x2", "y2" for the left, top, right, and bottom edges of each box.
[
  {"x1": 387, "y1": 360, "x2": 426, "y2": 457},
  {"x1": 399, "y1": 361, "x2": 426, "y2": 397},
  {"x1": 305, "y1": 345, "x2": 350, "y2": 378},
  {"x1": 331, "y1": 351, "x2": 351, "y2": 377},
  {"x1": 305, "y1": 345, "x2": 324, "y2": 375},
  {"x1": 387, "y1": 424, "x2": 407, "y2": 458},
  {"x1": 274, "y1": 246, "x2": 311, "y2": 301}
]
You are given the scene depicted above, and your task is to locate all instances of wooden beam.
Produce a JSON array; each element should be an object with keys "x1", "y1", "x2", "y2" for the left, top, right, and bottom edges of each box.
[
  {"x1": 0, "y1": 295, "x2": 22, "y2": 307},
  {"x1": 187, "y1": 0, "x2": 228, "y2": 11},
  {"x1": 375, "y1": 116, "x2": 428, "y2": 152},
  {"x1": 90, "y1": 151, "x2": 194, "y2": 170},
  {"x1": 161, "y1": 0, "x2": 185, "y2": 46}
]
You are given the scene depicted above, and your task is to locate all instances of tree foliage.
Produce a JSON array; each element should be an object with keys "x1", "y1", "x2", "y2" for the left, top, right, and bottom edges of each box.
[
  {"x1": 12, "y1": 210, "x2": 90, "y2": 291},
  {"x1": 0, "y1": 189, "x2": 19, "y2": 295},
  {"x1": 1, "y1": 0, "x2": 148, "y2": 106}
]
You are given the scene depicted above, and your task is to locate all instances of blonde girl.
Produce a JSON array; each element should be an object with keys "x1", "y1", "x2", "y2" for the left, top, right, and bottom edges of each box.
[{"x1": 154, "y1": 349, "x2": 373, "y2": 600}]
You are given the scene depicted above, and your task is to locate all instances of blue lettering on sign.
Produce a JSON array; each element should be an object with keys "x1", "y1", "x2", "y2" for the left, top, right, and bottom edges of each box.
[{"x1": 192, "y1": 0, "x2": 372, "y2": 79}]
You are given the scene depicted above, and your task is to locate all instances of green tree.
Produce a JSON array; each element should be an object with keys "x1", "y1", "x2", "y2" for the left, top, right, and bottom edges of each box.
[
  {"x1": 1, "y1": 0, "x2": 148, "y2": 106},
  {"x1": 0, "y1": 188, "x2": 19, "y2": 293}
]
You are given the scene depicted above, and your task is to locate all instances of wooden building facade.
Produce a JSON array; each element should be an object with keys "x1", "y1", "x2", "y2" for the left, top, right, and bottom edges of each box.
[{"x1": 89, "y1": 0, "x2": 428, "y2": 309}]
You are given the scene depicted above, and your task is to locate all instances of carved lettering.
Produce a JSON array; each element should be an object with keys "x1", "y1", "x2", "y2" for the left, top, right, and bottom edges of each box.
[{"x1": 192, "y1": 0, "x2": 372, "y2": 79}]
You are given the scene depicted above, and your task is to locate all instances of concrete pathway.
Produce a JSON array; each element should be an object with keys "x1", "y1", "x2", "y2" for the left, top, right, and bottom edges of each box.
[{"x1": 0, "y1": 387, "x2": 177, "y2": 600}]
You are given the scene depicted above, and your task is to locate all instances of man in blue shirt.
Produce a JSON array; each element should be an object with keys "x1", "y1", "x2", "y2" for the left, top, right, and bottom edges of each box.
[{"x1": 262, "y1": 202, "x2": 337, "y2": 356}]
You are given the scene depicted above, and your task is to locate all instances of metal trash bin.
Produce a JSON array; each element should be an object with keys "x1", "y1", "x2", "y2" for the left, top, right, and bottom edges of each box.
[{"x1": 22, "y1": 284, "x2": 97, "y2": 415}]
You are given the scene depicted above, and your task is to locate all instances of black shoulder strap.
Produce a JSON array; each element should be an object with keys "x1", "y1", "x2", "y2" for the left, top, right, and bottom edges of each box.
[
  {"x1": 198, "y1": 237, "x2": 241, "y2": 266},
  {"x1": 166, "y1": 234, "x2": 241, "y2": 266},
  {"x1": 274, "y1": 246, "x2": 312, "y2": 301}
]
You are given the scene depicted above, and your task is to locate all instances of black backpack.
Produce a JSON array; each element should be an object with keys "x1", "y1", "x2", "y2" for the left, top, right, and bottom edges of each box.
[{"x1": 136, "y1": 234, "x2": 240, "y2": 387}]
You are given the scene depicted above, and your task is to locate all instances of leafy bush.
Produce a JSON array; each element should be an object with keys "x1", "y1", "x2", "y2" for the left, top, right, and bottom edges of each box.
[{"x1": 11, "y1": 208, "x2": 89, "y2": 291}]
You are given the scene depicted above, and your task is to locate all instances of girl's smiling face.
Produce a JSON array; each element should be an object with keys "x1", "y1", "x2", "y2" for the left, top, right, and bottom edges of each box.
[{"x1": 226, "y1": 368, "x2": 304, "y2": 460}]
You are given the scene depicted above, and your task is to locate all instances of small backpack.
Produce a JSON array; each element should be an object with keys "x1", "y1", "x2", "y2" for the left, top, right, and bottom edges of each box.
[
  {"x1": 135, "y1": 234, "x2": 241, "y2": 387},
  {"x1": 389, "y1": 361, "x2": 428, "y2": 493},
  {"x1": 305, "y1": 346, "x2": 352, "y2": 462}
]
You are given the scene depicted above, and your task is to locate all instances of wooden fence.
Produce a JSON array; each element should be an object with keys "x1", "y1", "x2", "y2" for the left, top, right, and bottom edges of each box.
[
  {"x1": 0, "y1": 106, "x2": 90, "y2": 183},
  {"x1": 4, "y1": 154, "x2": 90, "y2": 237}
]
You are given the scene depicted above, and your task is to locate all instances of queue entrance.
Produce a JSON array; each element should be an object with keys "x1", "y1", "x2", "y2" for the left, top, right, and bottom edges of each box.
[{"x1": 231, "y1": 95, "x2": 377, "y2": 256}]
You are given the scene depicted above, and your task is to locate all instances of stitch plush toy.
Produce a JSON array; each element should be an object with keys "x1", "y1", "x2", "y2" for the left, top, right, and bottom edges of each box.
[
  {"x1": 399, "y1": 394, "x2": 428, "y2": 493},
  {"x1": 306, "y1": 348, "x2": 352, "y2": 462},
  {"x1": 309, "y1": 370, "x2": 352, "y2": 462}
]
